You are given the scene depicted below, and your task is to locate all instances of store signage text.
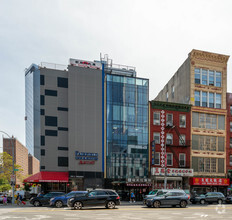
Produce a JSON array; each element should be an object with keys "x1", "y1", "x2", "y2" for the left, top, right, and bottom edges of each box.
[
  {"x1": 126, "y1": 183, "x2": 152, "y2": 187},
  {"x1": 190, "y1": 177, "x2": 230, "y2": 186},
  {"x1": 79, "y1": 160, "x2": 95, "y2": 165},
  {"x1": 151, "y1": 167, "x2": 194, "y2": 177},
  {"x1": 75, "y1": 151, "x2": 98, "y2": 161}
]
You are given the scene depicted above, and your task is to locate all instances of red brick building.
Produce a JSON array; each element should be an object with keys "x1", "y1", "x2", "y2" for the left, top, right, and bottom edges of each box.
[
  {"x1": 226, "y1": 93, "x2": 232, "y2": 181},
  {"x1": 150, "y1": 101, "x2": 192, "y2": 189}
]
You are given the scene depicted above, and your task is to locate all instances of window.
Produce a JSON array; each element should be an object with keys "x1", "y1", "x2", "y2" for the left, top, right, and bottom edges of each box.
[
  {"x1": 209, "y1": 93, "x2": 214, "y2": 108},
  {"x1": 45, "y1": 89, "x2": 57, "y2": 96},
  {"x1": 153, "y1": 112, "x2": 160, "y2": 125},
  {"x1": 230, "y1": 122, "x2": 232, "y2": 132},
  {"x1": 230, "y1": 106, "x2": 232, "y2": 115},
  {"x1": 41, "y1": 149, "x2": 45, "y2": 156},
  {"x1": 202, "y1": 92, "x2": 207, "y2": 107},
  {"x1": 195, "y1": 91, "x2": 200, "y2": 106},
  {"x1": 40, "y1": 95, "x2": 45, "y2": 105},
  {"x1": 195, "y1": 157, "x2": 217, "y2": 173},
  {"x1": 216, "y1": 72, "x2": 221, "y2": 87},
  {"x1": 216, "y1": 93, "x2": 221, "y2": 109},
  {"x1": 194, "y1": 113, "x2": 221, "y2": 130},
  {"x1": 179, "y1": 134, "x2": 185, "y2": 146},
  {"x1": 40, "y1": 75, "x2": 44, "y2": 85},
  {"x1": 166, "y1": 133, "x2": 173, "y2": 145},
  {"x1": 58, "y1": 147, "x2": 69, "y2": 151},
  {"x1": 209, "y1": 70, "x2": 214, "y2": 86},
  {"x1": 179, "y1": 154, "x2": 186, "y2": 167},
  {"x1": 58, "y1": 157, "x2": 69, "y2": 167},
  {"x1": 57, "y1": 77, "x2": 68, "y2": 88},
  {"x1": 45, "y1": 130, "x2": 57, "y2": 136},
  {"x1": 230, "y1": 155, "x2": 232, "y2": 166},
  {"x1": 202, "y1": 69, "x2": 208, "y2": 85},
  {"x1": 179, "y1": 115, "x2": 186, "y2": 128},
  {"x1": 153, "y1": 132, "x2": 160, "y2": 144},
  {"x1": 218, "y1": 115, "x2": 225, "y2": 130},
  {"x1": 171, "y1": 85, "x2": 174, "y2": 98},
  {"x1": 58, "y1": 127, "x2": 68, "y2": 131},
  {"x1": 40, "y1": 109, "x2": 45, "y2": 115},
  {"x1": 167, "y1": 153, "x2": 173, "y2": 166},
  {"x1": 195, "y1": 68, "x2": 200, "y2": 84},
  {"x1": 230, "y1": 138, "x2": 232, "y2": 148},
  {"x1": 154, "y1": 152, "x2": 160, "y2": 165},
  {"x1": 45, "y1": 116, "x2": 57, "y2": 127},
  {"x1": 57, "y1": 107, "x2": 68, "y2": 111},
  {"x1": 41, "y1": 166, "x2": 45, "y2": 170},
  {"x1": 166, "y1": 114, "x2": 173, "y2": 126},
  {"x1": 166, "y1": 92, "x2": 168, "y2": 101},
  {"x1": 41, "y1": 136, "x2": 45, "y2": 146}
]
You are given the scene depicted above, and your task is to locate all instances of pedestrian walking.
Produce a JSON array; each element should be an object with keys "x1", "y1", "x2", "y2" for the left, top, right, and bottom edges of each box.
[
  {"x1": 16, "y1": 193, "x2": 23, "y2": 205},
  {"x1": 130, "y1": 191, "x2": 136, "y2": 203},
  {"x1": 3, "y1": 194, "x2": 7, "y2": 205}
]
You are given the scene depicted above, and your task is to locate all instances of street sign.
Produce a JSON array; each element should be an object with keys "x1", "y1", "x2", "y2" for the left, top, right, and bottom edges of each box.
[{"x1": 14, "y1": 169, "x2": 19, "y2": 171}]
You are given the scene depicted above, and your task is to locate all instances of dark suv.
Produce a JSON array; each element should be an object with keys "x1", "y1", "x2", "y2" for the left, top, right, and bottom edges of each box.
[
  {"x1": 145, "y1": 189, "x2": 189, "y2": 208},
  {"x1": 190, "y1": 192, "x2": 225, "y2": 205},
  {"x1": 30, "y1": 192, "x2": 65, "y2": 206},
  {"x1": 67, "y1": 189, "x2": 120, "y2": 210}
]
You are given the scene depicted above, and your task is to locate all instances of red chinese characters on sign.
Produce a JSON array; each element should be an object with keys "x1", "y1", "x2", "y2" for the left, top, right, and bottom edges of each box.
[
  {"x1": 190, "y1": 178, "x2": 230, "y2": 186},
  {"x1": 151, "y1": 167, "x2": 194, "y2": 177},
  {"x1": 79, "y1": 160, "x2": 95, "y2": 165}
]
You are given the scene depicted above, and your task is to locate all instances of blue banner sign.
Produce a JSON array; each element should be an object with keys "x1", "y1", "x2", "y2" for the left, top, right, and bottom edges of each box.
[{"x1": 75, "y1": 151, "x2": 98, "y2": 161}]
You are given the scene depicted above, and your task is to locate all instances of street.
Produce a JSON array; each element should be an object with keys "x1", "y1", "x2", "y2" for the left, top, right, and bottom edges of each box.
[{"x1": 0, "y1": 204, "x2": 232, "y2": 220}]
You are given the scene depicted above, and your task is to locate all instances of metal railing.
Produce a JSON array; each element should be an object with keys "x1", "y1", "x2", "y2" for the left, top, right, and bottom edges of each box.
[{"x1": 40, "y1": 62, "x2": 67, "y2": 71}]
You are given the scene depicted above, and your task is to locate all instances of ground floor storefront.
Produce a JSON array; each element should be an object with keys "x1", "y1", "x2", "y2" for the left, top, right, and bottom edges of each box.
[{"x1": 189, "y1": 177, "x2": 230, "y2": 195}]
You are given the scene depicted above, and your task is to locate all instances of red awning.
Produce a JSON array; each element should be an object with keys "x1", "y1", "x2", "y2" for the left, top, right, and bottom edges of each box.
[{"x1": 24, "y1": 171, "x2": 69, "y2": 183}]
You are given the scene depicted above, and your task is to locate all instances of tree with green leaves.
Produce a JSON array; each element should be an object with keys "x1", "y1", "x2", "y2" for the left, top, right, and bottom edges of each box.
[{"x1": 0, "y1": 152, "x2": 22, "y2": 192}]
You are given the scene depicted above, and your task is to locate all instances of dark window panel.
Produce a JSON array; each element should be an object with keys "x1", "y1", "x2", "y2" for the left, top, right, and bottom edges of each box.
[
  {"x1": 58, "y1": 127, "x2": 68, "y2": 131},
  {"x1": 40, "y1": 109, "x2": 45, "y2": 115},
  {"x1": 57, "y1": 77, "x2": 68, "y2": 88},
  {"x1": 45, "y1": 89, "x2": 57, "y2": 96},
  {"x1": 45, "y1": 116, "x2": 57, "y2": 127},
  {"x1": 45, "y1": 130, "x2": 57, "y2": 136},
  {"x1": 58, "y1": 147, "x2": 69, "y2": 151},
  {"x1": 41, "y1": 149, "x2": 45, "y2": 156},
  {"x1": 58, "y1": 157, "x2": 69, "y2": 167},
  {"x1": 41, "y1": 166, "x2": 45, "y2": 169},
  {"x1": 40, "y1": 75, "x2": 44, "y2": 85},
  {"x1": 57, "y1": 107, "x2": 68, "y2": 111},
  {"x1": 40, "y1": 95, "x2": 45, "y2": 105},
  {"x1": 41, "y1": 136, "x2": 45, "y2": 146}
]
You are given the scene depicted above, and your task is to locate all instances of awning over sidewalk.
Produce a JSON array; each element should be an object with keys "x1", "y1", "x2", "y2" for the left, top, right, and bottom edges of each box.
[{"x1": 24, "y1": 171, "x2": 69, "y2": 183}]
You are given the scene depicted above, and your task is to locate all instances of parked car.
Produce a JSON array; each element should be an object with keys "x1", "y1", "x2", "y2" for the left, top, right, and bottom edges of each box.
[
  {"x1": 67, "y1": 189, "x2": 120, "y2": 210},
  {"x1": 190, "y1": 192, "x2": 225, "y2": 205},
  {"x1": 143, "y1": 189, "x2": 168, "y2": 205},
  {"x1": 0, "y1": 194, "x2": 12, "y2": 204},
  {"x1": 225, "y1": 195, "x2": 232, "y2": 204},
  {"x1": 144, "y1": 189, "x2": 189, "y2": 208},
  {"x1": 30, "y1": 192, "x2": 65, "y2": 207},
  {"x1": 50, "y1": 191, "x2": 87, "y2": 208}
]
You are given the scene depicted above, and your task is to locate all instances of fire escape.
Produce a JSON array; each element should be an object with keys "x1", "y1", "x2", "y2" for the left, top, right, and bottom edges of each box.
[{"x1": 166, "y1": 124, "x2": 190, "y2": 168}]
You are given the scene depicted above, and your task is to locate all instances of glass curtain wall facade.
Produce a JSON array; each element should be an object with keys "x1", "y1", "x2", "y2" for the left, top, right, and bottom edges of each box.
[{"x1": 106, "y1": 74, "x2": 149, "y2": 180}]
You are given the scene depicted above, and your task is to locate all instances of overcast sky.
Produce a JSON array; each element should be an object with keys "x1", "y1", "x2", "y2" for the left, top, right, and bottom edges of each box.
[{"x1": 0, "y1": 0, "x2": 232, "y2": 146}]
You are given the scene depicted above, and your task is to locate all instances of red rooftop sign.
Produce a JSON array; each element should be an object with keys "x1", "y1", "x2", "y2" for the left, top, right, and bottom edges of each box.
[{"x1": 190, "y1": 177, "x2": 229, "y2": 186}]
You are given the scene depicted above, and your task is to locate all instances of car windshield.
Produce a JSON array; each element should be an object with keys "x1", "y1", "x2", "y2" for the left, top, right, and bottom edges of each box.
[{"x1": 149, "y1": 190, "x2": 158, "y2": 195}]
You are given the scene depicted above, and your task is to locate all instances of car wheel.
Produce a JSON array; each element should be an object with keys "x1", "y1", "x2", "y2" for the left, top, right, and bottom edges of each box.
[
  {"x1": 55, "y1": 200, "x2": 63, "y2": 208},
  {"x1": 153, "y1": 201, "x2": 161, "y2": 208},
  {"x1": 106, "y1": 201, "x2": 116, "y2": 209},
  {"x1": 180, "y1": 200, "x2": 187, "y2": 208},
  {"x1": 33, "y1": 200, "x2": 41, "y2": 207},
  {"x1": 200, "y1": 199, "x2": 206, "y2": 205},
  {"x1": 217, "y1": 199, "x2": 223, "y2": 204},
  {"x1": 73, "y1": 202, "x2": 83, "y2": 210}
]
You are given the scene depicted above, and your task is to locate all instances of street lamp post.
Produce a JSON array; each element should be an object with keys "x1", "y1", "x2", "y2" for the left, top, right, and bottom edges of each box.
[
  {"x1": 164, "y1": 126, "x2": 175, "y2": 189},
  {"x1": 0, "y1": 131, "x2": 15, "y2": 204}
]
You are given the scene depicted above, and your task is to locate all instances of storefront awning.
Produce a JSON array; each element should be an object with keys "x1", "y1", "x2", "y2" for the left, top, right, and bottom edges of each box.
[
  {"x1": 24, "y1": 171, "x2": 69, "y2": 183},
  {"x1": 153, "y1": 176, "x2": 183, "y2": 181}
]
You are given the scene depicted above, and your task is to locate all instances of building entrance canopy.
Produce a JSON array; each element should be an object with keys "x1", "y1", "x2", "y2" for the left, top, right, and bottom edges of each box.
[{"x1": 24, "y1": 171, "x2": 69, "y2": 183}]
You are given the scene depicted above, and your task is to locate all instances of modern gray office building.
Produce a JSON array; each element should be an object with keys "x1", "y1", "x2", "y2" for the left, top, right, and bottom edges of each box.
[{"x1": 25, "y1": 57, "x2": 149, "y2": 192}]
